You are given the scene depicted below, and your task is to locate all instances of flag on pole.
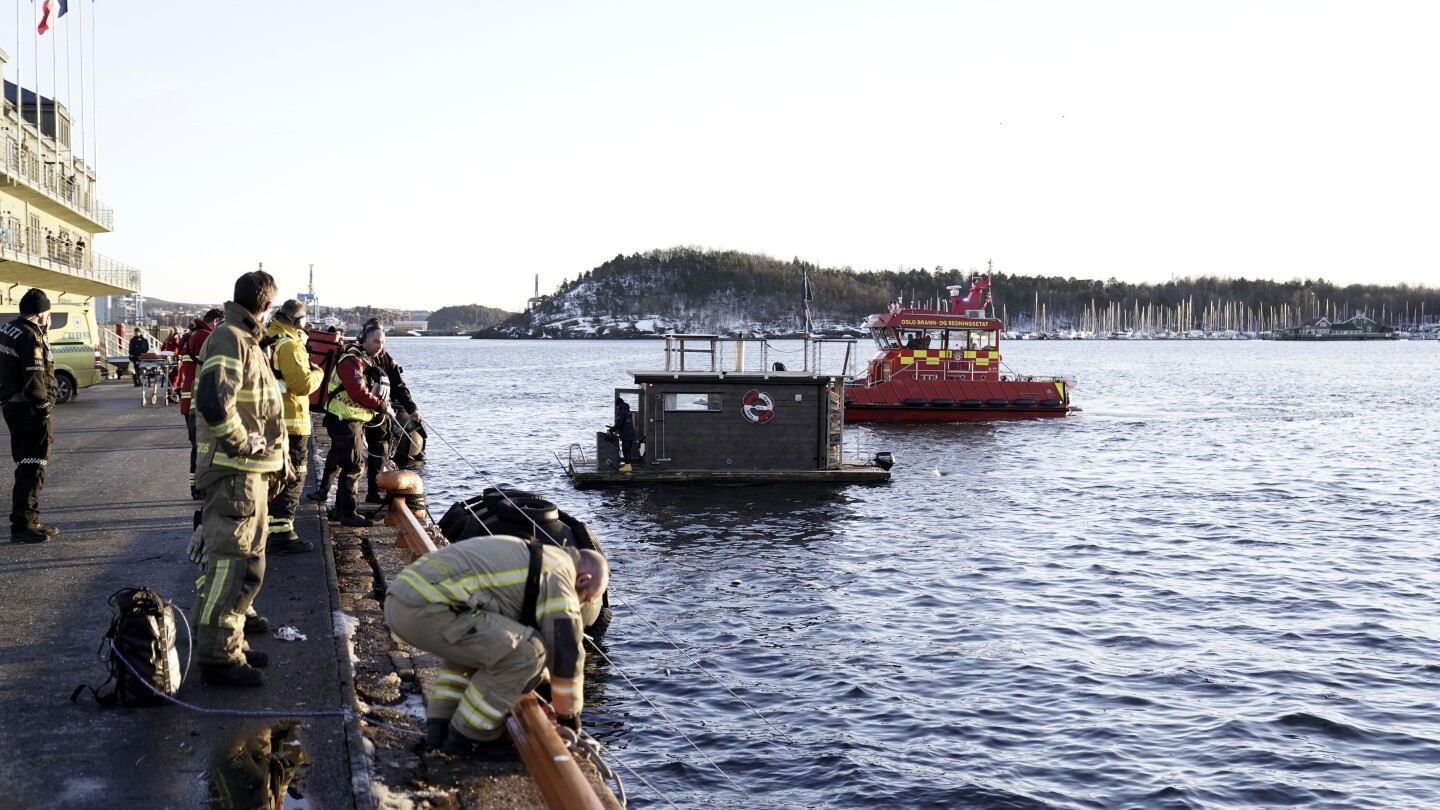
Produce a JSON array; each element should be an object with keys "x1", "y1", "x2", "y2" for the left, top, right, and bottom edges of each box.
[{"x1": 38, "y1": 0, "x2": 67, "y2": 35}]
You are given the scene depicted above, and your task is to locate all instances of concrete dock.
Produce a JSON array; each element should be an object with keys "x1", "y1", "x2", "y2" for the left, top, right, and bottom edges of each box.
[{"x1": 0, "y1": 381, "x2": 553, "y2": 808}]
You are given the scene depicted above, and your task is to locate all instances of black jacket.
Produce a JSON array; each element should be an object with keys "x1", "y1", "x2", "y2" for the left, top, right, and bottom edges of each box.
[
  {"x1": 0, "y1": 317, "x2": 57, "y2": 409},
  {"x1": 373, "y1": 350, "x2": 417, "y2": 414},
  {"x1": 128, "y1": 334, "x2": 150, "y2": 359}
]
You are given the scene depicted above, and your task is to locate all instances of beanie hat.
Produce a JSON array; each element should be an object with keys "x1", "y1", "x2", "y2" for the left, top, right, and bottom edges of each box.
[{"x1": 19, "y1": 288, "x2": 50, "y2": 315}]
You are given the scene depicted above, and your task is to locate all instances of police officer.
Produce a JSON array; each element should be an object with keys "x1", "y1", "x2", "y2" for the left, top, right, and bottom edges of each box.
[
  {"x1": 321, "y1": 323, "x2": 391, "y2": 526},
  {"x1": 190, "y1": 271, "x2": 286, "y2": 687},
  {"x1": 265, "y1": 300, "x2": 324, "y2": 554},
  {"x1": 127, "y1": 329, "x2": 150, "y2": 387},
  {"x1": 0, "y1": 289, "x2": 59, "y2": 544},
  {"x1": 383, "y1": 537, "x2": 609, "y2": 759}
]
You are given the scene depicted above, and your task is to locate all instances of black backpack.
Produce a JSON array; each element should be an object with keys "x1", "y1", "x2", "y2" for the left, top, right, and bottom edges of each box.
[{"x1": 71, "y1": 587, "x2": 183, "y2": 708}]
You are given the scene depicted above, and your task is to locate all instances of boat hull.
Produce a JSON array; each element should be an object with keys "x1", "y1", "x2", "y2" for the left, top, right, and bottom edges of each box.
[{"x1": 844, "y1": 378, "x2": 1072, "y2": 422}]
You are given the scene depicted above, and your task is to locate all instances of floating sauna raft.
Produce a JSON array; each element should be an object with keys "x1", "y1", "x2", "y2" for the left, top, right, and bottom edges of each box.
[{"x1": 566, "y1": 335, "x2": 893, "y2": 488}]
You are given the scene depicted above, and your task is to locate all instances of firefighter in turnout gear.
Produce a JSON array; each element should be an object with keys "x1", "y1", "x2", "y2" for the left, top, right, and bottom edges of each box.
[
  {"x1": 383, "y1": 537, "x2": 610, "y2": 759},
  {"x1": 0, "y1": 289, "x2": 59, "y2": 543},
  {"x1": 321, "y1": 324, "x2": 391, "y2": 526},
  {"x1": 190, "y1": 271, "x2": 286, "y2": 687},
  {"x1": 178, "y1": 308, "x2": 223, "y2": 500},
  {"x1": 358, "y1": 318, "x2": 423, "y2": 503},
  {"x1": 264, "y1": 300, "x2": 323, "y2": 554}
]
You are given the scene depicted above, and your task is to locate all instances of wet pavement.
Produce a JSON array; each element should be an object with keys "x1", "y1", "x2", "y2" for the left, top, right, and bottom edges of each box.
[
  {"x1": 0, "y1": 381, "x2": 560, "y2": 809},
  {"x1": 0, "y1": 382, "x2": 360, "y2": 809}
]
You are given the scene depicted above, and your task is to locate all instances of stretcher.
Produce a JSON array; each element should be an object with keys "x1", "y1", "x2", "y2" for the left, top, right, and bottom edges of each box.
[{"x1": 136, "y1": 352, "x2": 179, "y2": 407}]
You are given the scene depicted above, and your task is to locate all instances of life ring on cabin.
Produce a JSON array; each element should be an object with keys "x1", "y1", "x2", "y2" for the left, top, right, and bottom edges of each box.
[
  {"x1": 960, "y1": 399, "x2": 983, "y2": 408},
  {"x1": 1040, "y1": 398, "x2": 1063, "y2": 407},
  {"x1": 901, "y1": 397, "x2": 927, "y2": 407},
  {"x1": 985, "y1": 398, "x2": 1009, "y2": 407},
  {"x1": 930, "y1": 398, "x2": 955, "y2": 407},
  {"x1": 1012, "y1": 398, "x2": 1036, "y2": 407}
]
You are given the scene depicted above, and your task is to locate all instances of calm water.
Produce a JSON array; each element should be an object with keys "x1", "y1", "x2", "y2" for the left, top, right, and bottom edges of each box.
[{"x1": 386, "y1": 336, "x2": 1440, "y2": 809}]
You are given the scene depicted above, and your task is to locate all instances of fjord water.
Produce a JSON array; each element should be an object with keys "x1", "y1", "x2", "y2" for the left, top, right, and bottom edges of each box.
[{"x1": 389, "y1": 337, "x2": 1439, "y2": 809}]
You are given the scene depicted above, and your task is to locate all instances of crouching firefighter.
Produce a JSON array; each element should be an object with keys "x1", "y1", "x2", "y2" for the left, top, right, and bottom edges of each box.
[
  {"x1": 383, "y1": 537, "x2": 609, "y2": 759},
  {"x1": 319, "y1": 323, "x2": 392, "y2": 526},
  {"x1": 265, "y1": 299, "x2": 324, "y2": 554}
]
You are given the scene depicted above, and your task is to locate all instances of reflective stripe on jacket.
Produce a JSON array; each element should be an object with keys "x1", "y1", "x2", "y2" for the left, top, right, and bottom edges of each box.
[
  {"x1": 0, "y1": 317, "x2": 56, "y2": 407},
  {"x1": 324, "y1": 346, "x2": 382, "y2": 422},
  {"x1": 194, "y1": 301, "x2": 284, "y2": 488},
  {"x1": 267, "y1": 320, "x2": 323, "y2": 436},
  {"x1": 388, "y1": 537, "x2": 586, "y2": 715}
]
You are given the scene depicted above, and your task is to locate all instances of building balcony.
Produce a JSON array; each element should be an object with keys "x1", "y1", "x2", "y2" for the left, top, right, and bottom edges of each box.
[
  {"x1": 0, "y1": 133, "x2": 113, "y2": 234},
  {"x1": 0, "y1": 225, "x2": 138, "y2": 296}
]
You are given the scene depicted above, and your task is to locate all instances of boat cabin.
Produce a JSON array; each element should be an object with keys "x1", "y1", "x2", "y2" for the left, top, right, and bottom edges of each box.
[
  {"x1": 569, "y1": 335, "x2": 891, "y2": 487},
  {"x1": 862, "y1": 311, "x2": 1006, "y2": 385}
]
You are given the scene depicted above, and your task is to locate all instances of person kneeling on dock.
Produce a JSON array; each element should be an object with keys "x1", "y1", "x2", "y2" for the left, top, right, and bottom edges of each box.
[{"x1": 384, "y1": 537, "x2": 609, "y2": 760}]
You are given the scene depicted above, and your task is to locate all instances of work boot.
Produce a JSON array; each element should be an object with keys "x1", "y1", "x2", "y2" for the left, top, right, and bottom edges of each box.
[
  {"x1": 364, "y1": 491, "x2": 386, "y2": 505},
  {"x1": 243, "y1": 614, "x2": 270, "y2": 635},
  {"x1": 336, "y1": 512, "x2": 373, "y2": 528},
  {"x1": 424, "y1": 719, "x2": 449, "y2": 750},
  {"x1": 306, "y1": 470, "x2": 337, "y2": 503},
  {"x1": 199, "y1": 662, "x2": 265, "y2": 687},
  {"x1": 618, "y1": 464, "x2": 633, "y2": 473},
  {"x1": 441, "y1": 732, "x2": 519, "y2": 762},
  {"x1": 33, "y1": 524, "x2": 60, "y2": 537},
  {"x1": 9, "y1": 527, "x2": 50, "y2": 544},
  {"x1": 243, "y1": 649, "x2": 270, "y2": 668},
  {"x1": 268, "y1": 536, "x2": 314, "y2": 554}
]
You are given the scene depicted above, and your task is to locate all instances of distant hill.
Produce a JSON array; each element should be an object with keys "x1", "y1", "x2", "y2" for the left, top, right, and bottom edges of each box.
[
  {"x1": 477, "y1": 247, "x2": 1440, "y2": 338},
  {"x1": 426, "y1": 303, "x2": 515, "y2": 331},
  {"x1": 479, "y1": 248, "x2": 901, "y2": 338}
]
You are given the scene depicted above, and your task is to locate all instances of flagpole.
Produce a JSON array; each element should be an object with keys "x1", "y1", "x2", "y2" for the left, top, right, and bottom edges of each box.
[
  {"x1": 65, "y1": 0, "x2": 73, "y2": 173},
  {"x1": 88, "y1": 0, "x2": 95, "y2": 179},
  {"x1": 14, "y1": 0, "x2": 21, "y2": 168},
  {"x1": 32, "y1": 0, "x2": 39, "y2": 185},
  {"x1": 51, "y1": 1, "x2": 58, "y2": 165},
  {"x1": 76, "y1": 0, "x2": 84, "y2": 165}
]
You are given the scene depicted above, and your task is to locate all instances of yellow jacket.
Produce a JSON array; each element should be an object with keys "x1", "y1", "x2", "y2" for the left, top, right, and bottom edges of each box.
[{"x1": 267, "y1": 319, "x2": 323, "y2": 436}]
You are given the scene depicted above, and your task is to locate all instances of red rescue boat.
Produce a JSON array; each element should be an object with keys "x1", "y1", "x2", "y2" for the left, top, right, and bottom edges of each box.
[{"x1": 844, "y1": 271, "x2": 1076, "y2": 422}]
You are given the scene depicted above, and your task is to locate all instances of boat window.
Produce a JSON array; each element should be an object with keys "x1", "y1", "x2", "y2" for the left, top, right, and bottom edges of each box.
[
  {"x1": 967, "y1": 330, "x2": 996, "y2": 351},
  {"x1": 663, "y1": 393, "x2": 722, "y2": 412},
  {"x1": 924, "y1": 329, "x2": 944, "y2": 348},
  {"x1": 873, "y1": 329, "x2": 899, "y2": 350}
]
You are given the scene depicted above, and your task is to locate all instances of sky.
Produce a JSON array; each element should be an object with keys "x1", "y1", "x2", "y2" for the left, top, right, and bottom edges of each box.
[{"x1": 7, "y1": 1, "x2": 1439, "y2": 311}]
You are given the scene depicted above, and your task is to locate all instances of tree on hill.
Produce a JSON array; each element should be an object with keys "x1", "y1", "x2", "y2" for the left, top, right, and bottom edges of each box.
[
  {"x1": 427, "y1": 303, "x2": 514, "y2": 331},
  {"x1": 479, "y1": 247, "x2": 1440, "y2": 337}
]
